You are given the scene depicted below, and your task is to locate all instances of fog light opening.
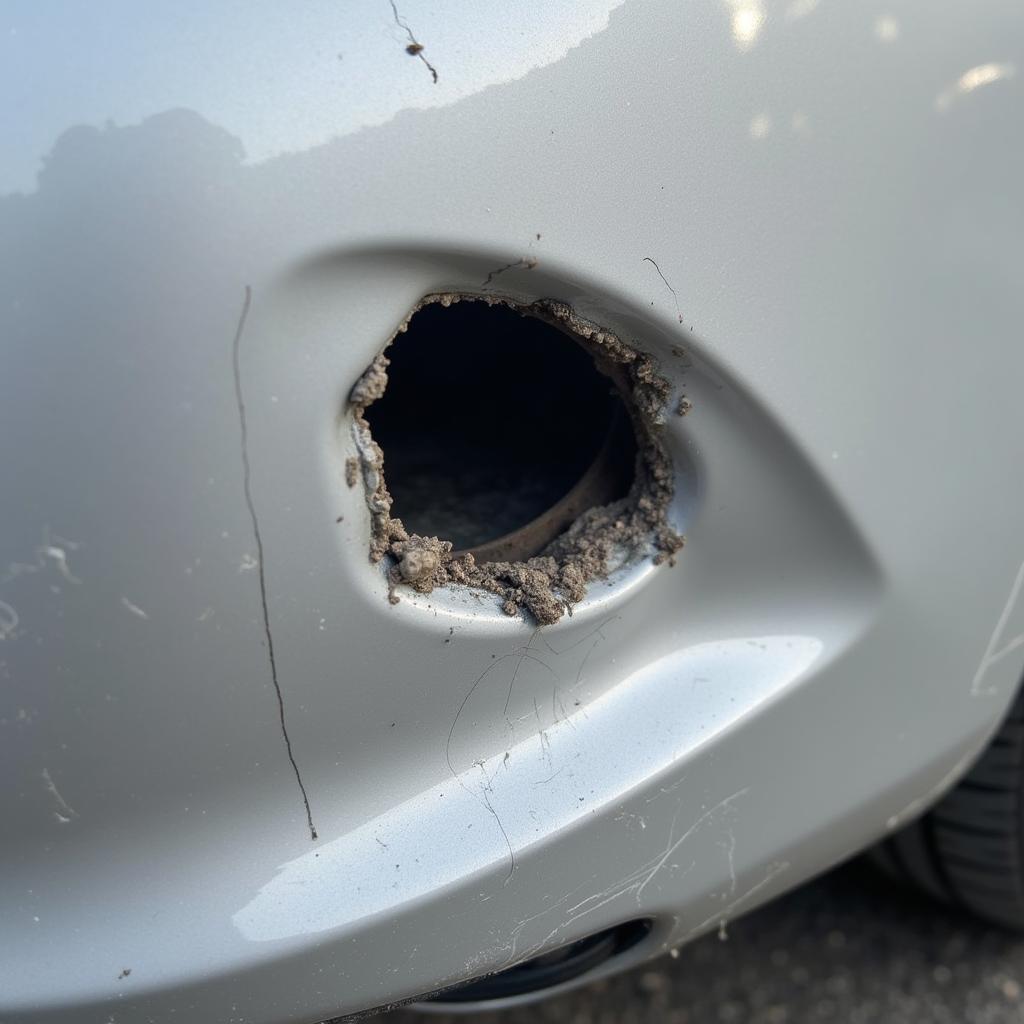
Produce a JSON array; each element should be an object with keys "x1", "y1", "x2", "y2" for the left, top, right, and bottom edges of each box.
[
  {"x1": 425, "y1": 919, "x2": 653, "y2": 1006},
  {"x1": 363, "y1": 300, "x2": 637, "y2": 560},
  {"x1": 348, "y1": 295, "x2": 683, "y2": 623}
]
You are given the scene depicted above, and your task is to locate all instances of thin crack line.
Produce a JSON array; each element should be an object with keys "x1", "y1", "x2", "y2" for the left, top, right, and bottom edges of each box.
[
  {"x1": 481, "y1": 787, "x2": 516, "y2": 885},
  {"x1": 388, "y1": 0, "x2": 438, "y2": 83},
  {"x1": 642, "y1": 256, "x2": 684, "y2": 324},
  {"x1": 482, "y1": 257, "x2": 537, "y2": 288},
  {"x1": 504, "y1": 627, "x2": 541, "y2": 716},
  {"x1": 232, "y1": 286, "x2": 318, "y2": 842}
]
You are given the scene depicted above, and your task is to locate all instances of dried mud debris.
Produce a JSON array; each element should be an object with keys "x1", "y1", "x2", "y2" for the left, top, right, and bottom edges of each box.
[{"x1": 348, "y1": 295, "x2": 684, "y2": 624}]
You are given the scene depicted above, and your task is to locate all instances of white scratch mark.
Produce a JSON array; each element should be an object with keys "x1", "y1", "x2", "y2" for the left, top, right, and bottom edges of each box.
[
  {"x1": 722, "y1": 830, "x2": 738, "y2": 898},
  {"x1": 516, "y1": 790, "x2": 752, "y2": 961},
  {"x1": 971, "y1": 558, "x2": 1024, "y2": 696},
  {"x1": 41, "y1": 545, "x2": 81, "y2": 585},
  {"x1": 517, "y1": 810, "x2": 751, "y2": 965},
  {"x1": 636, "y1": 788, "x2": 751, "y2": 899},
  {"x1": 518, "y1": 860, "x2": 672, "y2": 963},
  {"x1": 198, "y1": 607, "x2": 215, "y2": 622},
  {"x1": 120, "y1": 597, "x2": 149, "y2": 620},
  {"x1": 42, "y1": 768, "x2": 78, "y2": 823},
  {"x1": 239, "y1": 553, "x2": 259, "y2": 572},
  {"x1": 0, "y1": 599, "x2": 18, "y2": 641},
  {"x1": 2, "y1": 530, "x2": 82, "y2": 587},
  {"x1": 505, "y1": 882, "x2": 590, "y2": 963}
]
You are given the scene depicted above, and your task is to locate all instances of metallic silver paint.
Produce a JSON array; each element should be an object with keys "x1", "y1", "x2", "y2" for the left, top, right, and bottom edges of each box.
[{"x1": 2, "y1": 1, "x2": 1023, "y2": 1021}]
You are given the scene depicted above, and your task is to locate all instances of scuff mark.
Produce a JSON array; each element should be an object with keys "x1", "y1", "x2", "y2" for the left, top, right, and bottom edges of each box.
[
  {"x1": 505, "y1": 881, "x2": 591, "y2": 963},
  {"x1": 41, "y1": 544, "x2": 81, "y2": 584},
  {"x1": 231, "y1": 286, "x2": 318, "y2": 842},
  {"x1": 2, "y1": 530, "x2": 82, "y2": 587},
  {"x1": 642, "y1": 256, "x2": 685, "y2": 324},
  {"x1": 0, "y1": 599, "x2": 18, "y2": 641},
  {"x1": 513, "y1": 791, "x2": 748, "y2": 964},
  {"x1": 42, "y1": 767, "x2": 78, "y2": 823},
  {"x1": 635, "y1": 788, "x2": 750, "y2": 899},
  {"x1": 721, "y1": 830, "x2": 737, "y2": 898},
  {"x1": 481, "y1": 257, "x2": 538, "y2": 288},
  {"x1": 519, "y1": 866, "x2": 662, "y2": 963},
  {"x1": 120, "y1": 597, "x2": 149, "y2": 620},
  {"x1": 971, "y1": 557, "x2": 1024, "y2": 696},
  {"x1": 388, "y1": 0, "x2": 438, "y2": 83}
]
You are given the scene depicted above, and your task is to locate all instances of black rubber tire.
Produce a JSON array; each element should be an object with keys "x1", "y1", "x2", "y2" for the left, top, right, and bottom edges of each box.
[{"x1": 872, "y1": 685, "x2": 1024, "y2": 929}]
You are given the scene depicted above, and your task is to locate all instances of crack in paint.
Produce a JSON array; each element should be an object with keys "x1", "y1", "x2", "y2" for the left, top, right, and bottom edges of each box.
[
  {"x1": 231, "y1": 286, "x2": 318, "y2": 842},
  {"x1": 481, "y1": 257, "x2": 538, "y2": 288},
  {"x1": 642, "y1": 256, "x2": 685, "y2": 324},
  {"x1": 388, "y1": 0, "x2": 438, "y2": 84}
]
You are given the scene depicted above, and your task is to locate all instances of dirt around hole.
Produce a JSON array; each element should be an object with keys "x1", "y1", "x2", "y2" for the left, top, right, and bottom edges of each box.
[{"x1": 348, "y1": 295, "x2": 683, "y2": 624}]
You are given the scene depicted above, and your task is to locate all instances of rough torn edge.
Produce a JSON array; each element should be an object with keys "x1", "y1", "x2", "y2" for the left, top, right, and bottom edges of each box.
[{"x1": 347, "y1": 293, "x2": 685, "y2": 625}]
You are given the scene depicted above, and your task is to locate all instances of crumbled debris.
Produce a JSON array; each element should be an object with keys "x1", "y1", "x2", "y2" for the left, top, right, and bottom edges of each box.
[{"x1": 347, "y1": 294, "x2": 683, "y2": 624}]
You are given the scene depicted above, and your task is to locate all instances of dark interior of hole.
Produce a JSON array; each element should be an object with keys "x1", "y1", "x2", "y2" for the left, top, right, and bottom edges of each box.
[{"x1": 364, "y1": 301, "x2": 637, "y2": 552}]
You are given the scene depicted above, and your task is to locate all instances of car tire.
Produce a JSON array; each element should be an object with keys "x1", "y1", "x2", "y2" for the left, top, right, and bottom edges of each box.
[{"x1": 873, "y1": 684, "x2": 1024, "y2": 929}]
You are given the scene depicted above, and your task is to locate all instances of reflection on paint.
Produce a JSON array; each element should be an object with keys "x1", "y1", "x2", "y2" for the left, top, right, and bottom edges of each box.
[
  {"x1": 874, "y1": 14, "x2": 900, "y2": 43},
  {"x1": 233, "y1": 634, "x2": 823, "y2": 942},
  {"x1": 935, "y1": 62, "x2": 1016, "y2": 112},
  {"x1": 0, "y1": 0, "x2": 626, "y2": 195},
  {"x1": 726, "y1": 0, "x2": 766, "y2": 51},
  {"x1": 749, "y1": 112, "x2": 773, "y2": 139}
]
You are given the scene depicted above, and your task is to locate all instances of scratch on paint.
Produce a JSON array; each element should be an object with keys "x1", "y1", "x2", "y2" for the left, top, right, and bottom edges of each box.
[
  {"x1": 42, "y1": 768, "x2": 78, "y2": 823},
  {"x1": 971, "y1": 558, "x2": 1024, "y2": 696},
  {"x1": 120, "y1": 597, "x2": 149, "y2": 620}
]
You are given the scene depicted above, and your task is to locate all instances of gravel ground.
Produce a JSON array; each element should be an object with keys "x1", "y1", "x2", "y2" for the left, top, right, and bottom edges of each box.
[{"x1": 378, "y1": 857, "x2": 1024, "y2": 1024}]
